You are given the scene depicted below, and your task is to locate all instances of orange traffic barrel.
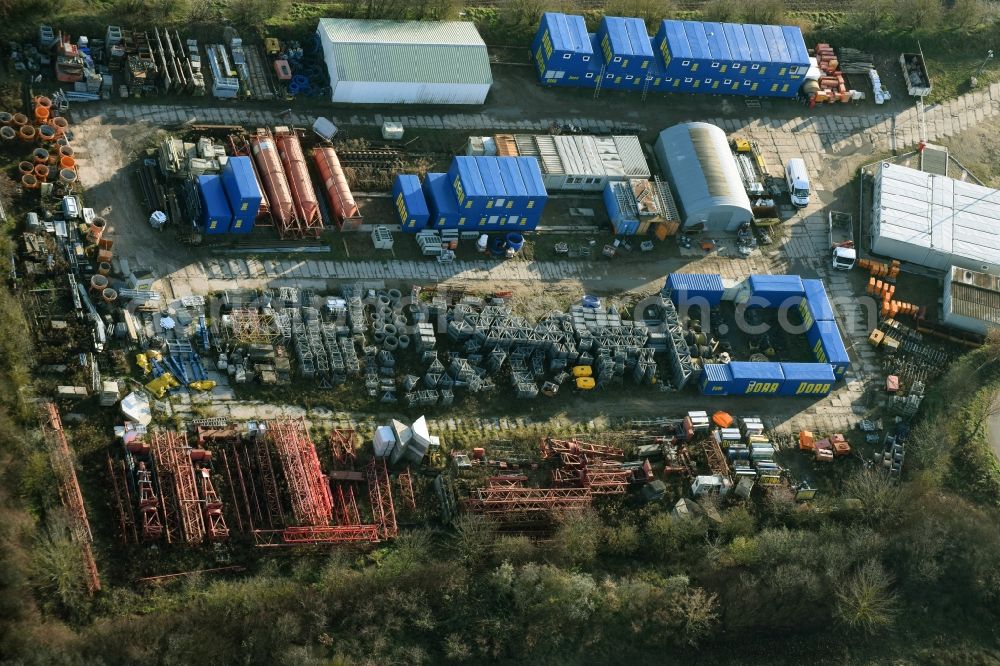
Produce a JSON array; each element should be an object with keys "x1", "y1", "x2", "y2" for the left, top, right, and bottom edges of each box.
[
  {"x1": 21, "y1": 174, "x2": 38, "y2": 189},
  {"x1": 18, "y1": 161, "x2": 33, "y2": 175},
  {"x1": 52, "y1": 116, "x2": 68, "y2": 137},
  {"x1": 59, "y1": 155, "x2": 76, "y2": 170},
  {"x1": 33, "y1": 164, "x2": 49, "y2": 181},
  {"x1": 59, "y1": 168, "x2": 77, "y2": 185},
  {"x1": 19, "y1": 124, "x2": 35, "y2": 142},
  {"x1": 58, "y1": 144, "x2": 74, "y2": 158},
  {"x1": 35, "y1": 96, "x2": 52, "y2": 109},
  {"x1": 34, "y1": 105, "x2": 49, "y2": 123},
  {"x1": 11, "y1": 112, "x2": 27, "y2": 127}
]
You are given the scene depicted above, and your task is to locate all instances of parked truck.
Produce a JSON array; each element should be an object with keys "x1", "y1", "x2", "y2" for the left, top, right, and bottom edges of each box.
[
  {"x1": 829, "y1": 211, "x2": 856, "y2": 270},
  {"x1": 900, "y1": 51, "x2": 931, "y2": 97}
]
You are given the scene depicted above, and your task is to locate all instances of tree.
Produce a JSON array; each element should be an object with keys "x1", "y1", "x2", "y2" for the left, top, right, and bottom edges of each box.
[
  {"x1": 844, "y1": 467, "x2": 904, "y2": 524},
  {"x1": 549, "y1": 511, "x2": 601, "y2": 567},
  {"x1": 740, "y1": 0, "x2": 785, "y2": 24},
  {"x1": 227, "y1": 0, "x2": 289, "y2": 26},
  {"x1": 451, "y1": 514, "x2": 496, "y2": 566},
  {"x1": 0, "y1": 172, "x2": 15, "y2": 215},
  {"x1": 835, "y1": 560, "x2": 899, "y2": 634},
  {"x1": 972, "y1": 329, "x2": 1000, "y2": 375}
]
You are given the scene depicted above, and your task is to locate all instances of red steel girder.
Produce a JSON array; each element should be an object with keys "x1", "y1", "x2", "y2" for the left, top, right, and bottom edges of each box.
[
  {"x1": 702, "y1": 434, "x2": 731, "y2": 480},
  {"x1": 366, "y1": 458, "x2": 398, "y2": 539},
  {"x1": 267, "y1": 419, "x2": 333, "y2": 526},
  {"x1": 331, "y1": 484, "x2": 361, "y2": 526},
  {"x1": 465, "y1": 485, "x2": 592, "y2": 515},
  {"x1": 150, "y1": 431, "x2": 205, "y2": 544},
  {"x1": 329, "y1": 428, "x2": 358, "y2": 467},
  {"x1": 39, "y1": 403, "x2": 100, "y2": 594},
  {"x1": 218, "y1": 448, "x2": 246, "y2": 533},
  {"x1": 281, "y1": 525, "x2": 380, "y2": 544},
  {"x1": 541, "y1": 437, "x2": 624, "y2": 461},
  {"x1": 253, "y1": 432, "x2": 285, "y2": 527},
  {"x1": 136, "y1": 462, "x2": 164, "y2": 541},
  {"x1": 107, "y1": 455, "x2": 138, "y2": 544},
  {"x1": 199, "y1": 468, "x2": 229, "y2": 542},
  {"x1": 397, "y1": 466, "x2": 416, "y2": 510}
]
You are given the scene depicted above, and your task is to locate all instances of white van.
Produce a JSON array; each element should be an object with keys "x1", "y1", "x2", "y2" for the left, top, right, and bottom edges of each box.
[{"x1": 785, "y1": 158, "x2": 810, "y2": 208}]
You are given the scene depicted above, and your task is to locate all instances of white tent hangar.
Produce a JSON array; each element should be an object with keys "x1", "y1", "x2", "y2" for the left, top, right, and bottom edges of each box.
[
  {"x1": 316, "y1": 18, "x2": 493, "y2": 105},
  {"x1": 653, "y1": 122, "x2": 752, "y2": 232},
  {"x1": 871, "y1": 162, "x2": 1000, "y2": 274}
]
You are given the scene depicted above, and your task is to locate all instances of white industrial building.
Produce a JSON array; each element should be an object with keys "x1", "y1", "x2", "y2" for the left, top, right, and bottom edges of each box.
[
  {"x1": 943, "y1": 265, "x2": 1000, "y2": 335},
  {"x1": 871, "y1": 162, "x2": 1000, "y2": 274},
  {"x1": 475, "y1": 134, "x2": 650, "y2": 191},
  {"x1": 653, "y1": 122, "x2": 753, "y2": 232},
  {"x1": 316, "y1": 18, "x2": 492, "y2": 105}
]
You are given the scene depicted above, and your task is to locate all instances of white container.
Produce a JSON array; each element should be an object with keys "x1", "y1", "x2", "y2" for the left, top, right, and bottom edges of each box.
[{"x1": 381, "y1": 122, "x2": 404, "y2": 140}]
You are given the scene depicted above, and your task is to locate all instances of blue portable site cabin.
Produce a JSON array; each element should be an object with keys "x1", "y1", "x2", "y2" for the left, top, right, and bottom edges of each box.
[
  {"x1": 597, "y1": 16, "x2": 655, "y2": 78},
  {"x1": 747, "y1": 274, "x2": 805, "y2": 308},
  {"x1": 722, "y1": 23, "x2": 752, "y2": 72},
  {"x1": 497, "y1": 158, "x2": 529, "y2": 214},
  {"x1": 475, "y1": 157, "x2": 507, "y2": 212},
  {"x1": 702, "y1": 22, "x2": 732, "y2": 69},
  {"x1": 393, "y1": 174, "x2": 429, "y2": 232},
  {"x1": 799, "y1": 279, "x2": 835, "y2": 329},
  {"x1": 806, "y1": 320, "x2": 851, "y2": 378},
  {"x1": 604, "y1": 181, "x2": 639, "y2": 235},
  {"x1": 516, "y1": 156, "x2": 547, "y2": 224},
  {"x1": 532, "y1": 12, "x2": 595, "y2": 86},
  {"x1": 779, "y1": 362, "x2": 835, "y2": 397},
  {"x1": 198, "y1": 175, "x2": 232, "y2": 235},
  {"x1": 220, "y1": 156, "x2": 262, "y2": 233},
  {"x1": 665, "y1": 273, "x2": 725, "y2": 307},
  {"x1": 727, "y1": 361, "x2": 785, "y2": 395},
  {"x1": 448, "y1": 157, "x2": 488, "y2": 214},
  {"x1": 700, "y1": 363, "x2": 732, "y2": 395},
  {"x1": 781, "y1": 26, "x2": 811, "y2": 79},
  {"x1": 423, "y1": 172, "x2": 461, "y2": 229}
]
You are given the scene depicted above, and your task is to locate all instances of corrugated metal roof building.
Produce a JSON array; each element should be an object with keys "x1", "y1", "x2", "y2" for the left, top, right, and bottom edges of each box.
[
  {"x1": 316, "y1": 18, "x2": 492, "y2": 105},
  {"x1": 498, "y1": 134, "x2": 650, "y2": 191},
  {"x1": 654, "y1": 122, "x2": 752, "y2": 232},
  {"x1": 943, "y1": 265, "x2": 1000, "y2": 335},
  {"x1": 871, "y1": 162, "x2": 1000, "y2": 274}
]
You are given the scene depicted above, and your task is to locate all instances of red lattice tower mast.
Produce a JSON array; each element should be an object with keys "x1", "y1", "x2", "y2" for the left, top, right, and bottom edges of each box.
[
  {"x1": 150, "y1": 430, "x2": 206, "y2": 544},
  {"x1": 366, "y1": 457, "x2": 398, "y2": 539},
  {"x1": 39, "y1": 403, "x2": 101, "y2": 594},
  {"x1": 136, "y1": 462, "x2": 164, "y2": 541},
  {"x1": 268, "y1": 419, "x2": 333, "y2": 526},
  {"x1": 541, "y1": 437, "x2": 624, "y2": 462},
  {"x1": 329, "y1": 428, "x2": 358, "y2": 467},
  {"x1": 199, "y1": 468, "x2": 229, "y2": 542},
  {"x1": 464, "y1": 478, "x2": 592, "y2": 515},
  {"x1": 397, "y1": 466, "x2": 416, "y2": 510}
]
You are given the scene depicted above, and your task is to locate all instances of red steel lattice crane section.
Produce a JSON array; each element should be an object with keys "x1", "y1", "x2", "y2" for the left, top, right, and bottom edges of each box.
[
  {"x1": 329, "y1": 428, "x2": 358, "y2": 467},
  {"x1": 150, "y1": 430, "x2": 206, "y2": 544},
  {"x1": 366, "y1": 457, "x2": 398, "y2": 539},
  {"x1": 199, "y1": 468, "x2": 229, "y2": 542},
  {"x1": 39, "y1": 403, "x2": 101, "y2": 594},
  {"x1": 268, "y1": 419, "x2": 333, "y2": 526},
  {"x1": 136, "y1": 462, "x2": 164, "y2": 541},
  {"x1": 541, "y1": 437, "x2": 624, "y2": 462},
  {"x1": 465, "y1": 478, "x2": 592, "y2": 515},
  {"x1": 397, "y1": 466, "x2": 416, "y2": 510}
]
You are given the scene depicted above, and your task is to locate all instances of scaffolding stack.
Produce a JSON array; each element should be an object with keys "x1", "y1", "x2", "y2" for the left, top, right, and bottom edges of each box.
[
  {"x1": 150, "y1": 430, "x2": 206, "y2": 544},
  {"x1": 267, "y1": 419, "x2": 333, "y2": 526}
]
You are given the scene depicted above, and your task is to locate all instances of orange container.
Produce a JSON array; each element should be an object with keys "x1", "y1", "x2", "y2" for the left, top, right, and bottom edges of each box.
[
  {"x1": 35, "y1": 96, "x2": 52, "y2": 109},
  {"x1": 34, "y1": 105, "x2": 49, "y2": 123},
  {"x1": 867, "y1": 277, "x2": 875, "y2": 295}
]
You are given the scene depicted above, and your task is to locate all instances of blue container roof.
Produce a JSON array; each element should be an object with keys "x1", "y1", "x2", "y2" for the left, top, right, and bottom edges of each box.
[
  {"x1": 542, "y1": 12, "x2": 592, "y2": 55},
  {"x1": 222, "y1": 156, "x2": 261, "y2": 200},
  {"x1": 815, "y1": 320, "x2": 850, "y2": 362},
  {"x1": 682, "y1": 21, "x2": 712, "y2": 60},
  {"x1": 624, "y1": 17, "x2": 654, "y2": 58},
  {"x1": 722, "y1": 23, "x2": 752, "y2": 62},
  {"x1": 453, "y1": 157, "x2": 488, "y2": 197},
  {"x1": 667, "y1": 273, "x2": 725, "y2": 294},
  {"x1": 703, "y1": 22, "x2": 731, "y2": 61},
  {"x1": 749, "y1": 274, "x2": 805, "y2": 294},
  {"x1": 198, "y1": 175, "x2": 231, "y2": 218},
  {"x1": 498, "y1": 158, "x2": 528, "y2": 198},
  {"x1": 515, "y1": 157, "x2": 546, "y2": 197},
  {"x1": 729, "y1": 361, "x2": 785, "y2": 381},
  {"x1": 781, "y1": 26, "x2": 810, "y2": 66},
  {"x1": 600, "y1": 16, "x2": 633, "y2": 56},
  {"x1": 395, "y1": 174, "x2": 429, "y2": 215},
  {"x1": 475, "y1": 157, "x2": 506, "y2": 196},
  {"x1": 802, "y1": 279, "x2": 835, "y2": 321},
  {"x1": 424, "y1": 173, "x2": 459, "y2": 216},
  {"x1": 744, "y1": 24, "x2": 771, "y2": 63},
  {"x1": 761, "y1": 25, "x2": 786, "y2": 64},
  {"x1": 703, "y1": 363, "x2": 733, "y2": 382},
  {"x1": 780, "y1": 362, "x2": 836, "y2": 382},
  {"x1": 659, "y1": 20, "x2": 693, "y2": 60}
]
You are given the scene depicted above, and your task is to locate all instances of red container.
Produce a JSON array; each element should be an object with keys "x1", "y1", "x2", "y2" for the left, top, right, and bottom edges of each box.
[
  {"x1": 250, "y1": 129, "x2": 297, "y2": 235},
  {"x1": 313, "y1": 146, "x2": 359, "y2": 229},
  {"x1": 275, "y1": 129, "x2": 322, "y2": 236}
]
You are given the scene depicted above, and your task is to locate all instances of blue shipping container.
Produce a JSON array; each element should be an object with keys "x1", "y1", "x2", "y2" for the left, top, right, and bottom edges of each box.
[
  {"x1": 748, "y1": 274, "x2": 805, "y2": 308},
  {"x1": 598, "y1": 17, "x2": 654, "y2": 75},
  {"x1": 700, "y1": 363, "x2": 732, "y2": 395},
  {"x1": 393, "y1": 174, "x2": 429, "y2": 232},
  {"x1": 665, "y1": 273, "x2": 725, "y2": 306},
  {"x1": 532, "y1": 12, "x2": 595, "y2": 85},
  {"x1": 497, "y1": 158, "x2": 529, "y2": 213},
  {"x1": 702, "y1": 21, "x2": 732, "y2": 65},
  {"x1": 778, "y1": 362, "x2": 836, "y2": 397},
  {"x1": 727, "y1": 361, "x2": 784, "y2": 395},
  {"x1": 806, "y1": 320, "x2": 851, "y2": 378},
  {"x1": 722, "y1": 23, "x2": 752, "y2": 70},
  {"x1": 448, "y1": 157, "x2": 488, "y2": 213},
  {"x1": 475, "y1": 157, "x2": 509, "y2": 211},
  {"x1": 220, "y1": 156, "x2": 262, "y2": 233},
  {"x1": 799, "y1": 279, "x2": 835, "y2": 329},
  {"x1": 515, "y1": 157, "x2": 548, "y2": 215},
  {"x1": 198, "y1": 175, "x2": 232, "y2": 234},
  {"x1": 423, "y1": 172, "x2": 461, "y2": 228},
  {"x1": 604, "y1": 181, "x2": 638, "y2": 232}
]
